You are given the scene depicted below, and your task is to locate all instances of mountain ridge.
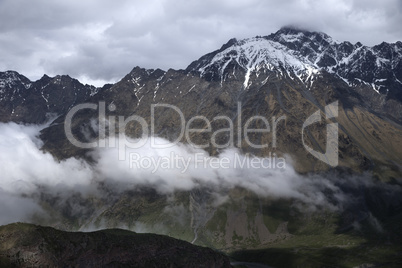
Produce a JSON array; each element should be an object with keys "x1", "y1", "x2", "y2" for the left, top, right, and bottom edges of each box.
[
  {"x1": 1, "y1": 28, "x2": 402, "y2": 174},
  {"x1": 1, "y1": 27, "x2": 402, "y2": 124},
  {"x1": 0, "y1": 70, "x2": 106, "y2": 123},
  {"x1": 187, "y1": 27, "x2": 402, "y2": 103}
]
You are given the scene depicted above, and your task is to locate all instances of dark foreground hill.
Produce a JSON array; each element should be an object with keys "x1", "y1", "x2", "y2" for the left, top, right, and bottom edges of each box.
[{"x1": 0, "y1": 223, "x2": 231, "y2": 268}]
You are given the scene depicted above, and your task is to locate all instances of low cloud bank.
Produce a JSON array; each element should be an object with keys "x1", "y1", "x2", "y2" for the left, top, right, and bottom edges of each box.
[{"x1": 0, "y1": 122, "x2": 400, "y2": 226}]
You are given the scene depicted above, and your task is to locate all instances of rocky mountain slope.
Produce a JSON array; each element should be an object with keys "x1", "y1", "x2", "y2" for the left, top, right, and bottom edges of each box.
[
  {"x1": 35, "y1": 27, "x2": 402, "y2": 177},
  {"x1": 0, "y1": 71, "x2": 108, "y2": 123},
  {"x1": 187, "y1": 27, "x2": 402, "y2": 120},
  {"x1": 0, "y1": 223, "x2": 231, "y2": 267}
]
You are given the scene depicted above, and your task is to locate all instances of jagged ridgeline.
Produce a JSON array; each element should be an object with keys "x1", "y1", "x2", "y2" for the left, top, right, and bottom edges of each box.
[
  {"x1": 25, "y1": 27, "x2": 402, "y2": 176},
  {"x1": 1, "y1": 27, "x2": 402, "y2": 267}
]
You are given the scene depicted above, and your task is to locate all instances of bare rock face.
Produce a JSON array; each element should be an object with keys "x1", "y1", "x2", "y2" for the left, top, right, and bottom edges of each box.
[
  {"x1": 0, "y1": 223, "x2": 231, "y2": 268},
  {"x1": 38, "y1": 64, "x2": 402, "y2": 177},
  {"x1": 0, "y1": 71, "x2": 101, "y2": 124}
]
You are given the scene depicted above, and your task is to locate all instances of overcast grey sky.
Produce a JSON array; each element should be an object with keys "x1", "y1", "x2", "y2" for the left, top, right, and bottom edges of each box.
[{"x1": 0, "y1": 0, "x2": 401, "y2": 86}]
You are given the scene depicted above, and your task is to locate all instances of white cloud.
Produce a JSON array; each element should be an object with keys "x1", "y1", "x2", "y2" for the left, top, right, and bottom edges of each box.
[
  {"x1": 3, "y1": 121, "x2": 400, "y2": 225},
  {"x1": 0, "y1": 122, "x2": 93, "y2": 194},
  {"x1": 0, "y1": 0, "x2": 400, "y2": 85}
]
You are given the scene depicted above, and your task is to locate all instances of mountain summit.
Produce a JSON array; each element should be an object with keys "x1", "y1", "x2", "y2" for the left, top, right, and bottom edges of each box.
[{"x1": 187, "y1": 27, "x2": 402, "y2": 102}]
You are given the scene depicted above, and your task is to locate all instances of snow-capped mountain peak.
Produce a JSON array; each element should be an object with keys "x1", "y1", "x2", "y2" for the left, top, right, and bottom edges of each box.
[
  {"x1": 187, "y1": 27, "x2": 402, "y2": 101},
  {"x1": 270, "y1": 26, "x2": 337, "y2": 47},
  {"x1": 196, "y1": 36, "x2": 319, "y2": 88},
  {"x1": 0, "y1": 71, "x2": 31, "y2": 91},
  {"x1": 0, "y1": 71, "x2": 32, "y2": 103}
]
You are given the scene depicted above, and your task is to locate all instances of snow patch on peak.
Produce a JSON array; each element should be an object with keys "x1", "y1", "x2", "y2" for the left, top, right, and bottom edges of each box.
[
  {"x1": 199, "y1": 37, "x2": 321, "y2": 89},
  {"x1": 0, "y1": 71, "x2": 32, "y2": 90},
  {"x1": 191, "y1": 29, "x2": 402, "y2": 97}
]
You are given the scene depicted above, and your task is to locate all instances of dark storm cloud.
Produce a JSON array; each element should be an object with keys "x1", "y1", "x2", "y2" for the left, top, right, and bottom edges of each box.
[{"x1": 0, "y1": 0, "x2": 401, "y2": 86}]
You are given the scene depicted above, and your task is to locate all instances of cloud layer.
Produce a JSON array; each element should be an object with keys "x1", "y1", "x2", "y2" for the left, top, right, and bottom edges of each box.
[
  {"x1": 0, "y1": 0, "x2": 401, "y2": 86},
  {"x1": 1, "y1": 121, "x2": 401, "y2": 227}
]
